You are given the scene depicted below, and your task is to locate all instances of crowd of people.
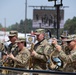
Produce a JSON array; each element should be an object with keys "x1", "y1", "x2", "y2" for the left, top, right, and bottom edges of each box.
[{"x1": 0, "y1": 29, "x2": 76, "y2": 75}]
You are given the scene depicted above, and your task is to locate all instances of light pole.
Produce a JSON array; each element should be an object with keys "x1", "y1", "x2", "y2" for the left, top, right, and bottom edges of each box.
[
  {"x1": 54, "y1": 0, "x2": 63, "y2": 39},
  {"x1": 25, "y1": 0, "x2": 27, "y2": 35},
  {"x1": 4, "y1": 18, "x2": 6, "y2": 42},
  {"x1": 48, "y1": 0, "x2": 63, "y2": 39}
]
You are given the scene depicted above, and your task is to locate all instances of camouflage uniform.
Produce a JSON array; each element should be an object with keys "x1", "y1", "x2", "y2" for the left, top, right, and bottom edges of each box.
[
  {"x1": 2, "y1": 31, "x2": 18, "y2": 75},
  {"x1": 60, "y1": 35, "x2": 70, "y2": 55},
  {"x1": 61, "y1": 44, "x2": 71, "y2": 55},
  {"x1": 58, "y1": 50, "x2": 76, "y2": 72},
  {"x1": 7, "y1": 43, "x2": 18, "y2": 67},
  {"x1": 14, "y1": 46, "x2": 30, "y2": 68},
  {"x1": 0, "y1": 42, "x2": 4, "y2": 51},
  {"x1": 32, "y1": 29, "x2": 52, "y2": 70},
  {"x1": 0, "y1": 41, "x2": 8, "y2": 55},
  {"x1": 6, "y1": 31, "x2": 18, "y2": 67},
  {"x1": 48, "y1": 43, "x2": 63, "y2": 70},
  {"x1": 13, "y1": 37, "x2": 30, "y2": 75},
  {"x1": 7, "y1": 30, "x2": 18, "y2": 56},
  {"x1": 7, "y1": 43, "x2": 18, "y2": 56},
  {"x1": 58, "y1": 36, "x2": 76, "y2": 72}
]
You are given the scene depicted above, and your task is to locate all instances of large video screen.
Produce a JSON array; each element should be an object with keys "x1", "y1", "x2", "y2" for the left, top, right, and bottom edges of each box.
[{"x1": 33, "y1": 9, "x2": 64, "y2": 28}]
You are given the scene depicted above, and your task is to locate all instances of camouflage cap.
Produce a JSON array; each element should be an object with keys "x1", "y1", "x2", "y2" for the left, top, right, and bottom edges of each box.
[
  {"x1": 63, "y1": 35, "x2": 76, "y2": 42},
  {"x1": 8, "y1": 31, "x2": 18, "y2": 37},
  {"x1": 60, "y1": 35, "x2": 68, "y2": 38},
  {"x1": 34, "y1": 29, "x2": 45, "y2": 35},
  {"x1": 15, "y1": 37, "x2": 25, "y2": 43}
]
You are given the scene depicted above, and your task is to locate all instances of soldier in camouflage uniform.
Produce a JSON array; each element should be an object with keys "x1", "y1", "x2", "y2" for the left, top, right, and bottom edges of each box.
[
  {"x1": 0, "y1": 42, "x2": 5, "y2": 52},
  {"x1": 48, "y1": 38, "x2": 63, "y2": 70},
  {"x1": 2, "y1": 31, "x2": 18, "y2": 74},
  {"x1": 31, "y1": 29, "x2": 52, "y2": 71},
  {"x1": 49, "y1": 35, "x2": 70, "y2": 71},
  {"x1": 0, "y1": 40, "x2": 8, "y2": 58},
  {"x1": 0, "y1": 41, "x2": 8, "y2": 65},
  {"x1": 7, "y1": 31, "x2": 18, "y2": 56},
  {"x1": 8, "y1": 37, "x2": 30, "y2": 75},
  {"x1": 60, "y1": 35, "x2": 70, "y2": 55},
  {"x1": 49, "y1": 35, "x2": 70, "y2": 70},
  {"x1": 6, "y1": 31, "x2": 18, "y2": 67},
  {"x1": 52, "y1": 35, "x2": 76, "y2": 72}
]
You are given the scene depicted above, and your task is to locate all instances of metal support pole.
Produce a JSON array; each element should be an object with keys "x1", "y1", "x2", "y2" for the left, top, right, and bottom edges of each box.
[
  {"x1": 54, "y1": 0, "x2": 63, "y2": 39},
  {"x1": 4, "y1": 18, "x2": 6, "y2": 41},
  {"x1": 25, "y1": 0, "x2": 27, "y2": 34},
  {"x1": 56, "y1": 5, "x2": 60, "y2": 39}
]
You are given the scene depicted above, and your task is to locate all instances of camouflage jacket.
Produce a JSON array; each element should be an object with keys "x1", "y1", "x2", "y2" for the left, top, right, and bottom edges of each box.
[
  {"x1": 5, "y1": 43, "x2": 18, "y2": 67},
  {"x1": 7, "y1": 43, "x2": 18, "y2": 56},
  {"x1": 61, "y1": 43, "x2": 70, "y2": 55},
  {"x1": 59, "y1": 49, "x2": 76, "y2": 72},
  {"x1": 32, "y1": 39, "x2": 52, "y2": 70},
  {"x1": 14, "y1": 47, "x2": 30, "y2": 69},
  {"x1": 0, "y1": 42, "x2": 8, "y2": 54}
]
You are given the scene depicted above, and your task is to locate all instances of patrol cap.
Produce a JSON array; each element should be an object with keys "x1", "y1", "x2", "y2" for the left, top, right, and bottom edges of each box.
[
  {"x1": 63, "y1": 35, "x2": 76, "y2": 42},
  {"x1": 60, "y1": 35, "x2": 68, "y2": 38},
  {"x1": 8, "y1": 31, "x2": 18, "y2": 37},
  {"x1": 34, "y1": 29, "x2": 45, "y2": 35},
  {"x1": 15, "y1": 37, "x2": 25, "y2": 43}
]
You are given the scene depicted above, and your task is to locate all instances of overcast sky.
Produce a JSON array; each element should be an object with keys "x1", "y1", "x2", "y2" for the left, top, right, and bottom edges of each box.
[{"x1": 0, "y1": 0, "x2": 76, "y2": 27}]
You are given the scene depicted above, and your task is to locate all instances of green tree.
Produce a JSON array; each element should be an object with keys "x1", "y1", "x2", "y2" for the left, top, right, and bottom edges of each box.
[
  {"x1": 7, "y1": 19, "x2": 32, "y2": 33},
  {"x1": 0, "y1": 23, "x2": 3, "y2": 30},
  {"x1": 64, "y1": 16, "x2": 76, "y2": 34}
]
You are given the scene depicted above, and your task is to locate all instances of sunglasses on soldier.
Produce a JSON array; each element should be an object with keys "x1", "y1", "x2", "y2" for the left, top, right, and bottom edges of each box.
[
  {"x1": 67, "y1": 41, "x2": 71, "y2": 44},
  {"x1": 9, "y1": 36, "x2": 14, "y2": 38}
]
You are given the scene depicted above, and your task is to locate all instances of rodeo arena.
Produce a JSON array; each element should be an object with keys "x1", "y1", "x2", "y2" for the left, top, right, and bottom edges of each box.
[{"x1": 0, "y1": 0, "x2": 76, "y2": 75}]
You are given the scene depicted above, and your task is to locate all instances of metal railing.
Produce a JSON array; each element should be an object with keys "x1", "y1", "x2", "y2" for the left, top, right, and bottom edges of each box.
[{"x1": 0, "y1": 66, "x2": 76, "y2": 75}]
